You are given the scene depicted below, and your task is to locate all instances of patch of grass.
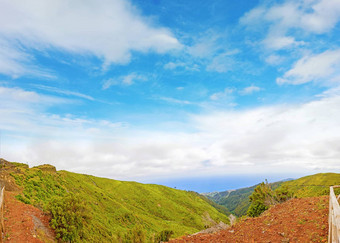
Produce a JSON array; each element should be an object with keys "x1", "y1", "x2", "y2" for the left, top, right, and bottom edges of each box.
[
  {"x1": 317, "y1": 199, "x2": 326, "y2": 210},
  {"x1": 298, "y1": 218, "x2": 307, "y2": 225}
]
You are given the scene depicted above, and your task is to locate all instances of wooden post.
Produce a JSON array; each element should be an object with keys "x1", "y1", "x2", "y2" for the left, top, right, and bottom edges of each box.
[
  {"x1": 329, "y1": 186, "x2": 340, "y2": 243},
  {"x1": 0, "y1": 186, "x2": 4, "y2": 243}
]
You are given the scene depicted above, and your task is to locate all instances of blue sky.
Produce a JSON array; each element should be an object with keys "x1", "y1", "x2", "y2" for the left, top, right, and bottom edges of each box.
[{"x1": 1, "y1": 0, "x2": 340, "y2": 191}]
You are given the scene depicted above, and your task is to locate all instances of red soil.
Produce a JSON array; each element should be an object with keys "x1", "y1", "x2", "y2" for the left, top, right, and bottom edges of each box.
[
  {"x1": 4, "y1": 191, "x2": 55, "y2": 243},
  {"x1": 168, "y1": 196, "x2": 329, "y2": 243}
]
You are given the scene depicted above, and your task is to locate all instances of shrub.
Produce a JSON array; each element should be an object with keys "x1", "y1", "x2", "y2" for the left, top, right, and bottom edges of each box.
[
  {"x1": 247, "y1": 181, "x2": 294, "y2": 217},
  {"x1": 275, "y1": 185, "x2": 294, "y2": 202},
  {"x1": 246, "y1": 200, "x2": 268, "y2": 217},
  {"x1": 48, "y1": 193, "x2": 90, "y2": 242}
]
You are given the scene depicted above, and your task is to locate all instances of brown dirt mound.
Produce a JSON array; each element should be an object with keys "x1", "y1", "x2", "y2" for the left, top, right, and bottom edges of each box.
[
  {"x1": 4, "y1": 191, "x2": 56, "y2": 243},
  {"x1": 168, "y1": 196, "x2": 328, "y2": 243}
]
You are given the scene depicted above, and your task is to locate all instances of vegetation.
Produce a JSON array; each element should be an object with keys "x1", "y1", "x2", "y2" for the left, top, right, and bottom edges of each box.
[
  {"x1": 246, "y1": 173, "x2": 340, "y2": 217},
  {"x1": 5, "y1": 160, "x2": 230, "y2": 242},
  {"x1": 204, "y1": 181, "x2": 283, "y2": 217},
  {"x1": 247, "y1": 181, "x2": 294, "y2": 217},
  {"x1": 247, "y1": 182, "x2": 272, "y2": 217},
  {"x1": 48, "y1": 194, "x2": 90, "y2": 242},
  {"x1": 206, "y1": 173, "x2": 340, "y2": 219},
  {"x1": 153, "y1": 230, "x2": 174, "y2": 242},
  {"x1": 279, "y1": 173, "x2": 340, "y2": 197},
  {"x1": 191, "y1": 192, "x2": 231, "y2": 216}
]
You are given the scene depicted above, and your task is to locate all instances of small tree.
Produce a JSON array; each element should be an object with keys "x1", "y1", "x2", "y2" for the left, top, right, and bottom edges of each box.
[
  {"x1": 247, "y1": 181, "x2": 273, "y2": 217},
  {"x1": 247, "y1": 181, "x2": 294, "y2": 217}
]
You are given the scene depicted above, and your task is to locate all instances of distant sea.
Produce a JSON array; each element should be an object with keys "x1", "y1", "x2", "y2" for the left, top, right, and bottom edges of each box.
[{"x1": 145, "y1": 173, "x2": 307, "y2": 193}]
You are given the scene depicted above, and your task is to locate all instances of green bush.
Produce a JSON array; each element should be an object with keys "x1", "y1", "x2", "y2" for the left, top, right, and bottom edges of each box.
[
  {"x1": 275, "y1": 185, "x2": 295, "y2": 202},
  {"x1": 247, "y1": 181, "x2": 273, "y2": 217},
  {"x1": 48, "y1": 193, "x2": 90, "y2": 242},
  {"x1": 247, "y1": 181, "x2": 294, "y2": 217},
  {"x1": 246, "y1": 200, "x2": 268, "y2": 217}
]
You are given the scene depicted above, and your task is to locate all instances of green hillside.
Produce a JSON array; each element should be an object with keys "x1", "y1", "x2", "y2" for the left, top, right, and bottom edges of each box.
[
  {"x1": 204, "y1": 173, "x2": 340, "y2": 219},
  {"x1": 1, "y1": 159, "x2": 229, "y2": 242},
  {"x1": 204, "y1": 186, "x2": 256, "y2": 217},
  {"x1": 279, "y1": 173, "x2": 340, "y2": 197},
  {"x1": 203, "y1": 181, "x2": 284, "y2": 217}
]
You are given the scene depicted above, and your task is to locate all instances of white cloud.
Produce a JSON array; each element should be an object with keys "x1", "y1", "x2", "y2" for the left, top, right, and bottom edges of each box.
[
  {"x1": 187, "y1": 35, "x2": 220, "y2": 59},
  {"x1": 206, "y1": 51, "x2": 238, "y2": 73},
  {"x1": 164, "y1": 62, "x2": 186, "y2": 70},
  {"x1": 0, "y1": 39, "x2": 54, "y2": 78},
  {"x1": 239, "y1": 7, "x2": 266, "y2": 28},
  {"x1": 181, "y1": 32, "x2": 240, "y2": 73},
  {"x1": 0, "y1": 86, "x2": 67, "y2": 108},
  {"x1": 265, "y1": 54, "x2": 285, "y2": 65},
  {"x1": 262, "y1": 35, "x2": 305, "y2": 50},
  {"x1": 277, "y1": 49, "x2": 340, "y2": 85},
  {"x1": 210, "y1": 88, "x2": 233, "y2": 101},
  {"x1": 34, "y1": 85, "x2": 94, "y2": 101},
  {"x1": 206, "y1": 55, "x2": 235, "y2": 73},
  {"x1": 102, "y1": 73, "x2": 147, "y2": 89},
  {"x1": 0, "y1": 86, "x2": 126, "y2": 143},
  {"x1": 158, "y1": 97, "x2": 193, "y2": 105},
  {"x1": 3, "y1": 87, "x2": 340, "y2": 179},
  {"x1": 241, "y1": 0, "x2": 340, "y2": 50},
  {"x1": 102, "y1": 79, "x2": 118, "y2": 90},
  {"x1": 239, "y1": 85, "x2": 261, "y2": 95},
  {"x1": 191, "y1": 92, "x2": 340, "y2": 172},
  {"x1": 300, "y1": 0, "x2": 340, "y2": 34},
  {"x1": 163, "y1": 61, "x2": 200, "y2": 72},
  {"x1": 0, "y1": 0, "x2": 181, "y2": 76},
  {"x1": 122, "y1": 73, "x2": 146, "y2": 85}
]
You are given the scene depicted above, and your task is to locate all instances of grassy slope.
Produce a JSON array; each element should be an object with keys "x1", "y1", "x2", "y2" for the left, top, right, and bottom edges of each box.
[
  {"x1": 280, "y1": 172, "x2": 340, "y2": 197},
  {"x1": 6, "y1": 161, "x2": 229, "y2": 242},
  {"x1": 204, "y1": 182, "x2": 283, "y2": 217},
  {"x1": 205, "y1": 186, "x2": 256, "y2": 217}
]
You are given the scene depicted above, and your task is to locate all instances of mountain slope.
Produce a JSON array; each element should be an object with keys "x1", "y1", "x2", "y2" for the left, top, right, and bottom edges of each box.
[
  {"x1": 279, "y1": 172, "x2": 340, "y2": 197},
  {"x1": 0, "y1": 159, "x2": 229, "y2": 242},
  {"x1": 204, "y1": 173, "x2": 340, "y2": 219}
]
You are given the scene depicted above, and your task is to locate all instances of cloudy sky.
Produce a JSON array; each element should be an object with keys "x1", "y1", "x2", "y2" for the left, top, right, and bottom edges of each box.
[{"x1": 1, "y1": 0, "x2": 340, "y2": 191}]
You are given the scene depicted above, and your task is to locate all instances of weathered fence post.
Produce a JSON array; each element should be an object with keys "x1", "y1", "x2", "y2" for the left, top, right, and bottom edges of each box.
[
  {"x1": 0, "y1": 186, "x2": 5, "y2": 243},
  {"x1": 329, "y1": 185, "x2": 340, "y2": 243}
]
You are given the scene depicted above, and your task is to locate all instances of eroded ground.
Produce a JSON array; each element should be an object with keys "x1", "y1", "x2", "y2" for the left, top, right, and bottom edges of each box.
[{"x1": 4, "y1": 191, "x2": 55, "y2": 243}]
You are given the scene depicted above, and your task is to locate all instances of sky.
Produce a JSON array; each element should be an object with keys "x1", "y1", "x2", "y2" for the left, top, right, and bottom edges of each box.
[{"x1": 1, "y1": 0, "x2": 340, "y2": 192}]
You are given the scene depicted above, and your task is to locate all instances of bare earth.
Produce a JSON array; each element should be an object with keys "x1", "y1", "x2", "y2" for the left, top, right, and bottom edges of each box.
[
  {"x1": 168, "y1": 196, "x2": 328, "y2": 243},
  {"x1": 4, "y1": 191, "x2": 55, "y2": 243}
]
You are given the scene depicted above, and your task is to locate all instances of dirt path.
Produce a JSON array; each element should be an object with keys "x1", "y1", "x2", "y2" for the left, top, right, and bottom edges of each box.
[
  {"x1": 4, "y1": 191, "x2": 55, "y2": 243},
  {"x1": 168, "y1": 196, "x2": 328, "y2": 243}
]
